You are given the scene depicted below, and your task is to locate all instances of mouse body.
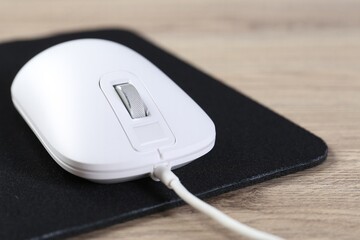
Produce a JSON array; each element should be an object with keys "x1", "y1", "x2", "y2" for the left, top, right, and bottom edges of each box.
[{"x1": 11, "y1": 39, "x2": 215, "y2": 183}]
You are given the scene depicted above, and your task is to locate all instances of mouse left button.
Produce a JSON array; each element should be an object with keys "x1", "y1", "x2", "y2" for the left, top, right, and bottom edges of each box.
[{"x1": 114, "y1": 83, "x2": 149, "y2": 119}]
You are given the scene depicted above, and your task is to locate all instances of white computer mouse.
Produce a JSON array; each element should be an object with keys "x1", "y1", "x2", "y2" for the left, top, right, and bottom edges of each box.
[{"x1": 11, "y1": 39, "x2": 216, "y2": 183}]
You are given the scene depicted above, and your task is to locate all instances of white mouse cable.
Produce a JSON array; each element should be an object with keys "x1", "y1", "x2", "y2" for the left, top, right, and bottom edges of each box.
[{"x1": 153, "y1": 165, "x2": 284, "y2": 240}]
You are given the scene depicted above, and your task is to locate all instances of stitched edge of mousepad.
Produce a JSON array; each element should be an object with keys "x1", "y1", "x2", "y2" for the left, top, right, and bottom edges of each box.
[{"x1": 0, "y1": 29, "x2": 327, "y2": 240}]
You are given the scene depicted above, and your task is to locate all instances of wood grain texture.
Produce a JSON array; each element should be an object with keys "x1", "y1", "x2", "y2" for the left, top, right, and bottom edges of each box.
[{"x1": 1, "y1": 0, "x2": 359, "y2": 239}]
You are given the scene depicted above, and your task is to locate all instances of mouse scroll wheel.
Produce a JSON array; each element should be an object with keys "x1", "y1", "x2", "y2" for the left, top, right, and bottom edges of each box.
[{"x1": 114, "y1": 83, "x2": 149, "y2": 119}]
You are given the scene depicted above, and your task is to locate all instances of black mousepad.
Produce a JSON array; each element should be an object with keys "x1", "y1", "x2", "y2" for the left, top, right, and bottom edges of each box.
[{"x1": 0, "y1": 29, "x2": 327, "y2": 240}]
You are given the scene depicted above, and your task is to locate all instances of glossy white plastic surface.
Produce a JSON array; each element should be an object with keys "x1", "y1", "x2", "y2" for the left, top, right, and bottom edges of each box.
[{"x1": 11, "y1": 39, "x2": 216, "y2": 183}]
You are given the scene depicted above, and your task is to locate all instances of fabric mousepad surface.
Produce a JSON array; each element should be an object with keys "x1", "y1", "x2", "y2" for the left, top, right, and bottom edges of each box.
[{"x1": 0, "y1": 29, "x2": 327, "y2": 240}]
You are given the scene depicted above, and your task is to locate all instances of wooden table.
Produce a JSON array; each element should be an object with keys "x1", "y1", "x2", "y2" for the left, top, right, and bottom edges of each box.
[{"x1": 1, "y1": 1, "x2": 359, "y2": 239}]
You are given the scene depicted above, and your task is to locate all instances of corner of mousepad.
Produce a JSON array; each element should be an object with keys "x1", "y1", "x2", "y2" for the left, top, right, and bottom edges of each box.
[{"x1": 0, "y1": 28, "x2": 328, "y2": 240}]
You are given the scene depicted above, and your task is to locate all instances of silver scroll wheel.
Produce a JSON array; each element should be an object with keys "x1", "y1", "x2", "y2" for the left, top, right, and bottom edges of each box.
[{"x1": 114, "y1": 83, "x2": 149, "y2": 119}]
